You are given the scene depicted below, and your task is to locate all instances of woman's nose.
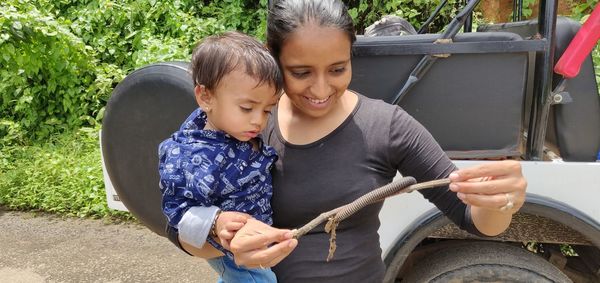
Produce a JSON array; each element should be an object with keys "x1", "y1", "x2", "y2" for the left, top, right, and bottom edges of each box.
[{"x1": 310, "y1": 75, "x2": 331, "y2": 98}]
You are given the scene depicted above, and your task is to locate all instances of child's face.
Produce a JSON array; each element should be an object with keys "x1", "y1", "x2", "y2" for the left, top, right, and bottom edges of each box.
[{"x1": 199, "y1": 69, "x2": 279, "y2": 142}]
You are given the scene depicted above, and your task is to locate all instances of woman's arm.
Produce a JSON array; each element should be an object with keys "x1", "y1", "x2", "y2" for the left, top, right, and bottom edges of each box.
[
  {"x1": 388, "y1": 107, "x2": 526, "y2": 236},
  {"x1": 179, "y1": 236, "x2": 224, "y2": 258}
]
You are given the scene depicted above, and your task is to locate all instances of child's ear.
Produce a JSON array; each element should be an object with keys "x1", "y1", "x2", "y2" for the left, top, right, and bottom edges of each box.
[{"x1": 194, "y1": 85, "x2": 213, "y2": 112}]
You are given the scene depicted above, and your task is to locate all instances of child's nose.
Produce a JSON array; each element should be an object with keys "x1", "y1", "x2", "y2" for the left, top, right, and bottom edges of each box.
[{"x1": 250, "y1": 112, "x2": 263, "y2": 126}]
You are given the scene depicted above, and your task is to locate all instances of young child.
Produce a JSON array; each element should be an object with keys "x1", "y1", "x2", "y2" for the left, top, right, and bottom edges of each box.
[{"x1": 158, "y1": 31, "x2": 283, "y2": 282}]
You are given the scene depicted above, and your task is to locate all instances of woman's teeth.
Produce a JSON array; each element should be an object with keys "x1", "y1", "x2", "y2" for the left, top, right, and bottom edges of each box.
[{"x1": 306, "y1": 96, "x2": 329, "y2": 104}]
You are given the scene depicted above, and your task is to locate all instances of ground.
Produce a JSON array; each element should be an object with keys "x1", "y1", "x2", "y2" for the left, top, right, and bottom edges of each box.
[{"x1": 0, "y1": 209, "x2": 218, "y2": 283}]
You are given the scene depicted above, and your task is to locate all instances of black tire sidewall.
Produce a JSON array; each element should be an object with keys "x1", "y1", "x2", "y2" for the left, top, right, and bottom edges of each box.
[{"x1": 401, "y1": 241, "x2": 572, "y2": 283}]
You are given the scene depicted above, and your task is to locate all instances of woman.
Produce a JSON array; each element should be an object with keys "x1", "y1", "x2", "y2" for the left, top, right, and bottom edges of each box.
[{"x1": 171, "y1": 0, "x2": 527, "y2": 281}]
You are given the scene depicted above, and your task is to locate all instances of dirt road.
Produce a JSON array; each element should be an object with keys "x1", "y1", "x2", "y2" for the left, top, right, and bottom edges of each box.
[{"x1": 0, "y1": 209, "x2": 218, "y2": 283}]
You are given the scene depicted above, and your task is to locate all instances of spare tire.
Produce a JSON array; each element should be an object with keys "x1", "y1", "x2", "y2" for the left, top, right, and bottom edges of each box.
[
  {"x1": 401, "y1": 241, "x2": 572, "y2": 282},
  {"x1": 101, "y1": 62, "x2": 196, "y2": 236}
]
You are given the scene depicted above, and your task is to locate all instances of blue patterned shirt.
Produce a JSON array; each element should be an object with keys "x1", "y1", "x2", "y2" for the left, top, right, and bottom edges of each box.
[{"x1": 158, "y1": 108, "x2": 277, "y2": 253}]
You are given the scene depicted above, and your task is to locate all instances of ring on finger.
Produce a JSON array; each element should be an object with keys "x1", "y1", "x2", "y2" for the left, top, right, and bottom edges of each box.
[{"x1": 500, "y1": 193, "x2": 514, "y2": 211}]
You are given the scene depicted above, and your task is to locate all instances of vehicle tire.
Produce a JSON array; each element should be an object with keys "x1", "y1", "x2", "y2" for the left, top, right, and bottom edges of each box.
[
  {"x1": 401, "y1": 241, "x2": 572, "y2": 283},
  {"x1": 101, "y1": 62, "x2": 195, "y2": 236}
]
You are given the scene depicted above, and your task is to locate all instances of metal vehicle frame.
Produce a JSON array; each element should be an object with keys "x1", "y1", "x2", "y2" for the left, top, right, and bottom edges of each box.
[{"x1": 358, "y1": 0, "x2": 600, "y2": 281}]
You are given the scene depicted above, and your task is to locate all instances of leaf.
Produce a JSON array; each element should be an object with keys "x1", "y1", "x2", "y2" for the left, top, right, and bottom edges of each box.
[{"x1": 12, "y1": 21, "x2": 22, "y2": 30}]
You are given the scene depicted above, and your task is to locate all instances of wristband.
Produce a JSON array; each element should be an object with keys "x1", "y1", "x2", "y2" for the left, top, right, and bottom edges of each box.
[{"x1": 210, "y1": 209, "x2": 222, "y2": 238}]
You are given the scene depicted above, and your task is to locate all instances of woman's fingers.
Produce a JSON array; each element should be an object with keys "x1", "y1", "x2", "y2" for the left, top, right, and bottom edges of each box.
[
  {"x1": 236, "y1": 239, "x2": 298, "y2": 268},
  {"x1": 451, "y1": 177, "x2": 526, "y2": 199},
  {"x1": 450, "y1": 178, "x2": 508, "y2": 195},
  {"x1": 228, "y1": 218, "x2": 297, "y2": 267},
  {"x1": 450, "y1": 161, "x2": 525, "y2": 193},
  {"x1": 449, "y1": 160, "x2": 526, "y2": 213},
  {"x1": 229, "y1": 219, "x2": 292, "y2": 252},
  {"x1": 452, "y1": 160, "x2": 521, "y2": 180},
  {"x1": 265, "y1": 239, "x2": 298, "y2": 267}
]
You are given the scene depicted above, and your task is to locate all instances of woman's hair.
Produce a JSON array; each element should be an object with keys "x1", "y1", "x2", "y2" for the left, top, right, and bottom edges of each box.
[
  {"x1": 190, "y1": 31, "x2": 283, "y2": 94},
  {"x1": 267, "y1": 0, "x2": 356, "y2": 60}
]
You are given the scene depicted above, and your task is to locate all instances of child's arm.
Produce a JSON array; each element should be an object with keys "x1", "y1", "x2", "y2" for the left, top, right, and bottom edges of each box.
[{"x1": 158, "y1": 141, "x2": 220, "y2": 250}]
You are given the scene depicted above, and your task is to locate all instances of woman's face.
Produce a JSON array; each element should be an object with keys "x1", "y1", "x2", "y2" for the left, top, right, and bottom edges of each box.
[{"x1": 278, "y1": 23, "x2": 352, "y2": 118}]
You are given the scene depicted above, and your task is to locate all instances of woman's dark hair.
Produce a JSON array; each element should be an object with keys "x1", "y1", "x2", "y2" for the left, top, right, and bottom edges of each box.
[
  {"x1": 267, "y1": 0, "x2": 356, "y2": 60},
  {"x1": 190, "y1": 31, "x2": 283, "y2": 95}
]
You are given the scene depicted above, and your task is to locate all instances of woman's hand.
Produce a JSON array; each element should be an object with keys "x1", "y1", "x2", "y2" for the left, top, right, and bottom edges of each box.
[
  {"x1": 449, "y1": 160, "x2": 527, "y2": 235},
  {"x1": 229, "y1": 218, "x2": 298, "y2": 269}
]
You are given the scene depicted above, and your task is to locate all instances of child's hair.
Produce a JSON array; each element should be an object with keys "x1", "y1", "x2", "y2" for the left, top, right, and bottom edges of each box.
[{"x1": 190, "y1": 31, "x2": 283, "y2": 95}]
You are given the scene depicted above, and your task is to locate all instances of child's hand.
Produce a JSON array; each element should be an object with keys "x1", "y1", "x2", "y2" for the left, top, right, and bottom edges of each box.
[{"x1": 214, "y1": 211, "x2": 251, "y2": 250}]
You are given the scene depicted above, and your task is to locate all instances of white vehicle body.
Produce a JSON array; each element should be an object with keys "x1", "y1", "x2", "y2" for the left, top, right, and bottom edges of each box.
[
  {"x1": 379, "y1": 160, "x2": 600, "y2": 259},
  {"x1": 102, "y1": 159, "x2": 600, "y2": 256}
]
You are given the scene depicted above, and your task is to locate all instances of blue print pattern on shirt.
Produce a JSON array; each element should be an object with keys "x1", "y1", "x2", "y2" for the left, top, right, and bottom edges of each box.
[{"x1": 158, "y1": 108, "x2": 277, "y2": 254}]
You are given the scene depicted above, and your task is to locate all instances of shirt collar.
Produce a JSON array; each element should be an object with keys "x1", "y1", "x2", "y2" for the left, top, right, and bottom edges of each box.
[{"x1": 174, "y1": 108, "x2": 277, "y2": 157}]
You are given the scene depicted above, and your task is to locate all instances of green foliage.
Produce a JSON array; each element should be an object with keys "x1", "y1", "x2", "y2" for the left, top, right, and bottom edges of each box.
[
  {"x1": 199, "y1": 0, "x2": 269, "y2": 40},
  {"x1": 508, "y1": 0, "x2": 537, "y2": 20},
  {"x1": 0, "y1": 1, "x2": 110, "y2": 141},
  {"x1": 1, "y1": 0, "x2": 268, "y2": 143},
  {"x1": 345, "y1": 0, "x2": 462, "y2": 33},
  {"x1": 570, "y1": 0, "x2": 599, "y2": 21},
  {"x1": 0, "y1": 127, "x2": 132, "y2": 220}
]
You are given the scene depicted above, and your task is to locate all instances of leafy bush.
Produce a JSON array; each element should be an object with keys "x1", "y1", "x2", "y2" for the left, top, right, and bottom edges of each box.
[
  {"x1": 570, "y1": 0, "x2": 599, "y2": 21},
  {"x1": 346, "y1": 0, "x2": 462, "y2": 33},
  {"x1": 0, "y1": 1, "x2": 110, "y2": 141},
  {"x1": 0, "y1": 127, "x2": 132, "y2": 220},
  {"x1": 1, "y1": 0, "x2": 268, "y2": 143}
]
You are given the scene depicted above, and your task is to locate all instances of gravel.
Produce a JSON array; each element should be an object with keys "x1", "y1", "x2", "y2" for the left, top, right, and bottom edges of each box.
[{"x1": 0, "y1": 209, "x2": 218, "y2": 283}]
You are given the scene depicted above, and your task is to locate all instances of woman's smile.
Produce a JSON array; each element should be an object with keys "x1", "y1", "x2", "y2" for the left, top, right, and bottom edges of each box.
[{"x1": 304, "y1": 95, "x2": 332, "y2": 107}]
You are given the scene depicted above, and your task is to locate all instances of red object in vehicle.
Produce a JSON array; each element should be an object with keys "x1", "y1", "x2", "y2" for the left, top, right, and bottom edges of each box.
[{"x1": 554, "y1": 3, "x2": 600, "y2": 78}]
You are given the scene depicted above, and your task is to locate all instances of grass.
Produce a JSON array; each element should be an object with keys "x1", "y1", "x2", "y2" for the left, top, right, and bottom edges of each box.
[{"x1": 0, "y1": 128, "x2": 133, "y2": 222}]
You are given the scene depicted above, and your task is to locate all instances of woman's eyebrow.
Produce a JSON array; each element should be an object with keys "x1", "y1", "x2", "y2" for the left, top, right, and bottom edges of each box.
[
  {"x1": 285, "y1": 64, "x2": 311, "y2": 68},
  {"x1": 331, "y1": 59, "x2": 351, "y2": 65},
  {"x1": 286, "y1": 59, "x2": 351, "y2": 68}
]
